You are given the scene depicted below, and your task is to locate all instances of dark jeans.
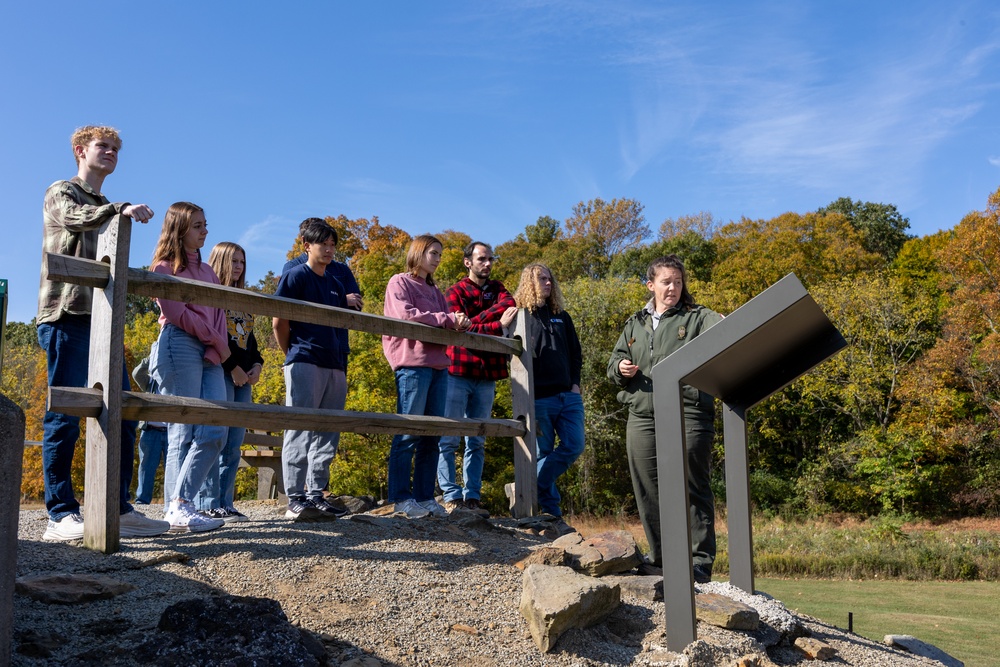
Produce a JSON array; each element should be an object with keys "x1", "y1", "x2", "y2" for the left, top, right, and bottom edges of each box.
[
  {"x1": 135, "y1": 425, "x2": 167, "y2": 505},
  {"x1": 38, "y1": 315, "x2": 136, "y2": 520}
]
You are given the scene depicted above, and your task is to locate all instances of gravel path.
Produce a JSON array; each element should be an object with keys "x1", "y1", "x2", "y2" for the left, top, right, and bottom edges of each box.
[{"x1": 12, "y1": 502, "x2": 954, "y2": 666}]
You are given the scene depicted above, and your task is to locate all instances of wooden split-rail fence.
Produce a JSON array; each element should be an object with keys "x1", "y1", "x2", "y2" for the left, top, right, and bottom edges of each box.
[{"x1": 42, "y1": 215, "x2": 541, "y2": 554}]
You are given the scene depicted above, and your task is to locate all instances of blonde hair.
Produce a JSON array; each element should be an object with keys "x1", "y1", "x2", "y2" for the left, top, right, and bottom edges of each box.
[
  {"x1": 405, "y1": 234, "x2": 442, "y2": 286},
  {"x1": 71, "y1": 126, "x2": 121, "y2": 165},
  {"x1": 151, "y1": 202, "x2": 205, "y2": 275},
  {"x1": 208, "y1": 241, "x2": 247, "y2": 289},
  {"x1": 513, "y1": 263, "x2": 565, "y2": 314}
]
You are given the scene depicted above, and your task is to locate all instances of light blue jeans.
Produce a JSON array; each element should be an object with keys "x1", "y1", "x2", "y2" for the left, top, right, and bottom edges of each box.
[
  {"x1": 535, "y1": 391, "x2": 586, "y2": 516},
  {"x1": 282, "y1": 362, "x2": 347, "y2": 500},
  {"x1": 194, "y1": 377, "x2": 251, "y2": 510},
  {"x1": 388, "y1": 367, "x2": 448, "y2": 503},
  {"x1": 437, "y1": 375, "x2": 494, "y2": 502},
  {"x1": 152, "y1": 324, "x2": 227, "y2": 505}
]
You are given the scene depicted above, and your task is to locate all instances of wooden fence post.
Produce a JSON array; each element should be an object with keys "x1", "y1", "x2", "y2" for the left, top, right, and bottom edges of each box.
[
  {"x1": 508, "y1": 308, "x2": 538, "y2": 518},
  {"x1": 83, "y1": 215, "x2": 132, "y2": 554},
  {"x1": 0, "y1": 395, "x2": 25, "y2": 667}
]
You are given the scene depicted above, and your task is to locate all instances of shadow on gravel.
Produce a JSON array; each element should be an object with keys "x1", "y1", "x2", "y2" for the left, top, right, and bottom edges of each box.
[
  {"x1": 549, "y1": 601, "x2": 655, "y2": 665},
  {"x1": 129, "y1": 511, "x2": 552, "y2": 574},
  {"x1": 14, "y1": 519, "x2": 408, "y2": 666}
]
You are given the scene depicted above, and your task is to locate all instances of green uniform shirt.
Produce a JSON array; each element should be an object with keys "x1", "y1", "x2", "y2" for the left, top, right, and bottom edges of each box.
[{"x1": 607, "y1": 299, "x2": 722, "y2": 418}]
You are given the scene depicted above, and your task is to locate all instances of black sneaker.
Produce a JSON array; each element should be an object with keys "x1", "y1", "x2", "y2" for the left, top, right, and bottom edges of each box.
[
  {"x1": 693, "y1": 564, "x2": 713, "y2": 584},
  {"x1": 637, "y1": 561, "x2": 663, "y2": 576},
  {"x1": 551, "y1": 517, "x2": 577, "y2": 536},
  {"x1": 463, "y1": 498, "x2": 491, "y2": 518},
  {"x1": 221, "y1": 507, "x2": 250, "y2": 523},
  {"x1": 310, "y1": 497, "x2": 350, "y2": 518},
  {"x1": 285, "y1": 498, "x2": 323, "y2": 521}
]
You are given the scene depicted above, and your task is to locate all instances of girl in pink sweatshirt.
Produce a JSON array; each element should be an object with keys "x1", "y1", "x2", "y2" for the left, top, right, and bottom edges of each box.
[
  {"x1": 149, "y1": 201, "x2": 230, "y2": 533},
  {"x1": 382, "y1": 234, "x2": 468, "y2": 518}
]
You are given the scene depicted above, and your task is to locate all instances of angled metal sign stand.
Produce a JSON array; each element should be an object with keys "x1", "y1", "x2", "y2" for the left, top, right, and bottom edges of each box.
[{"x1": 651, "y1": 273, "x2": 846, "y2": 651}]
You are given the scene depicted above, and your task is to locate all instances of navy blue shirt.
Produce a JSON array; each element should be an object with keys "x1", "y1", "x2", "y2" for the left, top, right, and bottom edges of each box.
[
  {"x1": 274, "y1": 263, "x2": 347, "y2": 370},
  {"x1": 281, "y1": 254, "x2": 358, "y2": 369}
]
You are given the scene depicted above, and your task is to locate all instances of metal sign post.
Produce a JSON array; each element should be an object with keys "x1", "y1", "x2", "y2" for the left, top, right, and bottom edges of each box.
[{"x1": 651, "y1": 273, "x2": 846, "y2": 651}]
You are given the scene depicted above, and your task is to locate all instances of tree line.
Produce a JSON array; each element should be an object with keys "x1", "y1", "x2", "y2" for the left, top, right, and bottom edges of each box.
[{"x1": 6, "y1": 188, "x2": 1000, "y2": 518}]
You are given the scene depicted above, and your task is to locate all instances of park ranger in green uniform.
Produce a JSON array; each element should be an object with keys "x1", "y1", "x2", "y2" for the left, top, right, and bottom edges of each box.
[{"x1": 607, "y1": 255, "x2": 722, "y2": 583}]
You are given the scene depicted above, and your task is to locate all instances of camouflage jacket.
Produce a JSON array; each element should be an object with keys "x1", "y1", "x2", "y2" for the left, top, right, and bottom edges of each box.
[{"x1": 37, "y1": 177, "x2": 128, "y2": 324}]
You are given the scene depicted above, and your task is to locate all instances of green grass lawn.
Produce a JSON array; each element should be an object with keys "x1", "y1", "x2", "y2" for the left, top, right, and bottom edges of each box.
[{"x1": 756, "y1": 577, "x2": 998, "y2": 667}]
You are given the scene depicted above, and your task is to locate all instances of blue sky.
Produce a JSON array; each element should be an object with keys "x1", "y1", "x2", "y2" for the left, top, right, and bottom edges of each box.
[{"x1": 3, "y1": 1, "x2": 999, "y2": 324}]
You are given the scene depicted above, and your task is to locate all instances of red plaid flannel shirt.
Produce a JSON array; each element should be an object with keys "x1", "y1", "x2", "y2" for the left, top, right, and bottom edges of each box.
[{"x1": 446, "y1": 277, "x2": 515, "y2": 380}]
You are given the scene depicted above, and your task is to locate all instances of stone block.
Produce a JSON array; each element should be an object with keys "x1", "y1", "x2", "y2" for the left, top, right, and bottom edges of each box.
[
  {"x1": 695, "y1": 593, "x2": 760, "y2": 631},
  {"x1": 794, "y1": 636, "x2": 836, "y2": 660},
  {"x1": 884, "y1": 634, "x2": 964, "y2": 667},
  {"x1": 519, "y1": 564, "x2": 621, "y2": 652}
]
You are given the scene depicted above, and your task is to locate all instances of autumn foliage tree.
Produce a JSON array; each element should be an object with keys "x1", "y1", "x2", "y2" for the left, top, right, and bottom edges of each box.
[{"x1": 9, "y1": 187, "x2": 1000, "y2": 518}]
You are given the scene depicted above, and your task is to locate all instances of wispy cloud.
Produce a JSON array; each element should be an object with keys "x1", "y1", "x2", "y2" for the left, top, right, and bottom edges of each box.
[
  {"x1": 341, "y1": 178, "x2": 398, "y2": 197},
  {"x1": 615, "y1": 3, "x2": 1000, "y2": 205},
  {"x1": 238, "y1": 215, "x2": 298, "y2": 280}
]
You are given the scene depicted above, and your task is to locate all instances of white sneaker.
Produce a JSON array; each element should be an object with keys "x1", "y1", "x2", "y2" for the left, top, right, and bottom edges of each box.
[
  {"x1": 42, "y1": 513, "x2": 85, "y2": 542},
  {"x1": 416, "y1": 499, "x2": 448, "y2": 517},
  {"x1": 393, "y1": 499, "x2": 430, "y2": 519},
  {"x1": 165, "y1": 501, "x2": 224, "y2": 533},
  {"x1": 120, "y1": 509, "x2": 170, "y2": 537}
]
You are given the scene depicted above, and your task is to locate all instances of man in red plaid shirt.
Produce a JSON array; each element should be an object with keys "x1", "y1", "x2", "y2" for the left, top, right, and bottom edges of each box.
[{"x1": 437, "y1": 241, "x2": 516, "y2": 516}]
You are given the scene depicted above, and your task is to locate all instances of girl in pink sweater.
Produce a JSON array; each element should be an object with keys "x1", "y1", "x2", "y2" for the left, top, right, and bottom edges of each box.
[
  {"x1": 149, "y1": 201, "x2": 230, "y2": 533},
  {"x1": 382, "y1": 234, "x2": 469, "y2": 518}
]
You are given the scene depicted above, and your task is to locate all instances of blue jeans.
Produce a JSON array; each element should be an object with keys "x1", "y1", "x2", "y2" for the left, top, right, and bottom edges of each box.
[
  {"x1": 194, "y1": 377, "x2": 250, "y2": 510},
  {"x1": 135, "y1": 425, "x2": 167, "y2": 504},
  {"x1": 388, "y1": 367, "x2": 448, "y2": 503},
  {"x1": 37, "y1": 316, "x2": 136, "y2": 520},
  {"x1": 535, "y1": 391, "x2": 586, "y2": 516},
  {"x1": 152, "y1": 324, "x2": 226, "y2": 505},
  {"x1": 437, "y1": 375, "x2": 494, "y2": 502}
]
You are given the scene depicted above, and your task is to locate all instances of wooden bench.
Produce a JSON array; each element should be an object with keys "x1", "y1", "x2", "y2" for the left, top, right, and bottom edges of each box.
[{"x1": 238, "y1": 431, "x2": 285, "y2": 503}]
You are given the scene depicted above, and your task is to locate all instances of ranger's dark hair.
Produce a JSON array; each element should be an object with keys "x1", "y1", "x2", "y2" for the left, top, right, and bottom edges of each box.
[{"x1": 646, "y1": 255, "x2": 695, "y2": 310}]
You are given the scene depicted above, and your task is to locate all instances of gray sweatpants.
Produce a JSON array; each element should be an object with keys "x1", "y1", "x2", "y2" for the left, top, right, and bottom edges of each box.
[{"x1": 282, "y1": 362, "x2": 347, "y2": 499}]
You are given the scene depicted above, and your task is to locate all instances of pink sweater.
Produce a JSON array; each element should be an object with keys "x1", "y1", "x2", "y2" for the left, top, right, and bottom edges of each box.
[
  {"x1": 153, "y1": 251, "x2": 229, "y2": 365},
  {"x1": 382, "y1": 272, "x2": 457, "y2": 370}
]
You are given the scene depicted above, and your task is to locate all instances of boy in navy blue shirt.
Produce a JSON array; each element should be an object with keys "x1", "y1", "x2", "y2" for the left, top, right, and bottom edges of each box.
[{"x1": 273, "y1": 221, "x2": 351, "y2": 520}]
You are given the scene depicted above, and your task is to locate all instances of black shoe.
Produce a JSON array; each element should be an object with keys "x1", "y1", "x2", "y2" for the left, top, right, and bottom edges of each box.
[
  {"x1": 463, "y1": 498, "x2": 491, "y2": 518},
  {"x1": 693, "y1": 564, "x2": 713, "y2": 584},
  {"x1": 221, "y1": 506, "x2": 250, "y2": 523},
  {"x1": 310, "y1": 497, "x2": 349, "y2": 518},
  {"x1": 637, "y1": 561, "x2": 663, "y2": 576},
  {"x1": 551, "y1": 517, "x2": 577, "y2": 536},
  {"x1": 285, "y1": 498, "x2": 323, "y2": 521}
]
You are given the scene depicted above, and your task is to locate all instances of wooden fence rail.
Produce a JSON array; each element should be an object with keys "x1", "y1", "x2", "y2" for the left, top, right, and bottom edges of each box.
[{"x1": 44, "y1": 215, "x2": 540, "y2": 553}]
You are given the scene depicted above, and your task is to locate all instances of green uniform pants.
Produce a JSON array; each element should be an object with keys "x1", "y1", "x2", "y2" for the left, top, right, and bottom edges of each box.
[{"x1": 626, "y1": 412, "x2": 715, "y2": 568}]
